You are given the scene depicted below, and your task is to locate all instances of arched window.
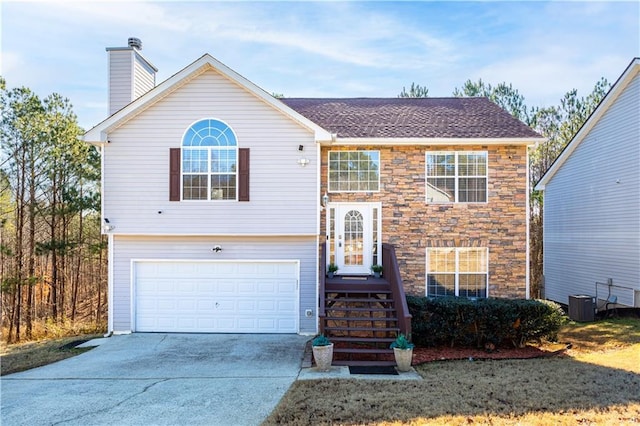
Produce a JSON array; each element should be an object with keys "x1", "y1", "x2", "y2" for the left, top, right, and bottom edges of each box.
[{"x1": 181, "y1": 119, "x2": 238, "y2": 200}]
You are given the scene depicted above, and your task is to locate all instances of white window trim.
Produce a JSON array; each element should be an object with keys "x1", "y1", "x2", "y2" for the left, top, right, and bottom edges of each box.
[
  {"x1": 425, "y1": 151, "x2": 488, "y2": 204},
  {"x1": 180, "y1": 118, "x2": 239, "y2": 202},
  {"x1": 328, "y1": 150, "x2": 381, "y2": 193},
  {"x1": 426, "y1": 247, "x2": 489, "y2": 298},
  {"x1": 181, "y1": 146, "x2": 239, "y2": 202}
]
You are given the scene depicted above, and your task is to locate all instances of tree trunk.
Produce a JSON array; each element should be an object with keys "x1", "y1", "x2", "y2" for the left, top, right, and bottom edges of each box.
[
  {"x1": 26, "y1": 155, "x2": 37, "y2": 339},
  {"x1": 50, "y1": 179, "x2": 58, "y2": 322},
  {"x1": 71, "y1": 197, "x2": 83, "y2": 322}
]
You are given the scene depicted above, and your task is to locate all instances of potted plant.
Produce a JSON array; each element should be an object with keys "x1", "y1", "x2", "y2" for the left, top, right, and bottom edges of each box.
[
  {"x1": 327, "y1": 263, "x2": 338, "y2": 279},
  {"x1": 312, "y1": 334, "x2": 333, "y2": 371},
  {"x1": 390, "y1": 333, "x2": 414, "y2": 372},
  {"x1": 371, "y1": 264, "x2": 383, "y2": 278}
]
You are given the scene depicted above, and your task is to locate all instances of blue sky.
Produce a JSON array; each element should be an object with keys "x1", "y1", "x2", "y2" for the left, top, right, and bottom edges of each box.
[{"x1": 1, "y1": 1, "x2": 638, "y2": 130}]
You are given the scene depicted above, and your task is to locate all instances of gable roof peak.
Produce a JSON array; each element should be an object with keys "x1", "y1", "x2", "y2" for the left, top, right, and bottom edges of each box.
[
  {"x1": 536, "y1": 57, "x2": 640, "y2": 190},
  {"x1": 84, "y1": 52, "x2": 332, "y2": 143}
]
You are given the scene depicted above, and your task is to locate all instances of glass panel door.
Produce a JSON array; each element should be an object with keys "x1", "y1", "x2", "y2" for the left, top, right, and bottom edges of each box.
[
  {"x1": 343, "y1": 210, "x2": 364, "y2": 267},
  {"x1": 333, "y1": 204, "x2": 373, "y2": 274}
]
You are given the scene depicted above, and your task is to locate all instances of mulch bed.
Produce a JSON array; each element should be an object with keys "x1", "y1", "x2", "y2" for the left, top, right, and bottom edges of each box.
[
  {"x1": 319, "y1": 341, "x2": 568, "y2": 366},
  {"x1": 411, "y1": 343, "x2": 568, "y2": 364}
]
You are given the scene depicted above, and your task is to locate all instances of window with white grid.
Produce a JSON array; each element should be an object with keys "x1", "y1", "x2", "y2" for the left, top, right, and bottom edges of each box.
[
  {"x1": 427, "y1": 247, "x2": 488, "y2": 298},
  {"x1": 328, "y1": 151, "x2": 380, "y2": 192},
  {"x1": 426, "y1": 151, "x2": 487, "y2": 203},
  {"x1": 182, "y1": 119, "x2": 237, "y2": 201}
]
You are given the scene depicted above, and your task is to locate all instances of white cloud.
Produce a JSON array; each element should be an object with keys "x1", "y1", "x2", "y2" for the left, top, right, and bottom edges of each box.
[
  {"x1": 0, "y1": 51, "x2": 25, "y2": 78},
  {"x1": 1, "y1": 0, "x2": 638, "y2": 128}
]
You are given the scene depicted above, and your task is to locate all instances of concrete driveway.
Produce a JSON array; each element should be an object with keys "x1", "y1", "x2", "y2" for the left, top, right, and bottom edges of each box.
[{"x1": 1, "y1": 333, "x2": 309, "y2": 425}]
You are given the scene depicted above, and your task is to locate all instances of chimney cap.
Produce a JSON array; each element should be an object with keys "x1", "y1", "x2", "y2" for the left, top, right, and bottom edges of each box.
[{"x1": 128, "y1": 37, "x2": 142, "y2": 50}]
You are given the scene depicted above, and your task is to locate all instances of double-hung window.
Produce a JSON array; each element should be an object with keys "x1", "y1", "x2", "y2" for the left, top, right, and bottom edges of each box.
[
  {"x1": 182, "y1": 119, "x2": 238, "y2": 201},
  {"x1": 426, "y1": 151, "x2": 487, "y2": 203},
  {"x1": 328, "y1": 151, "x2": 380, "y2": 192},
  {"x1": 427, "y1": 247, "x2": 488, "y2": 298}
]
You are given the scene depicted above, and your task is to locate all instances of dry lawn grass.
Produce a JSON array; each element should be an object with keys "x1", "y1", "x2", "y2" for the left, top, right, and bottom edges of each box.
[
  {"x1": 264, "y1": 317, "x2": 640, "y2": 425},
  {"x1": 0, "y1": 334, "x2": 102, "y2": 376}
]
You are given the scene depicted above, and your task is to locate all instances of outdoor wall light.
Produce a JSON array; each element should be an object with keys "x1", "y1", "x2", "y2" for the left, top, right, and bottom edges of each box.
[
  {"x1": 322, "y1": 193, "x2": 329, "y2": 207},
  {"x1": 297, "y1": 158, "x2": 310, "y2": 166},
  {"x1": 103, "y1": 218, "x2": 114, "y2": 232}
]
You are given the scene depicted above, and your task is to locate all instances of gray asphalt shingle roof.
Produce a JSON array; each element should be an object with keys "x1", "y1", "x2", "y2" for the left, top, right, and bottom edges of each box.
[{"x1": 281, "y1": 97, "x2": 540, "y2": 139}]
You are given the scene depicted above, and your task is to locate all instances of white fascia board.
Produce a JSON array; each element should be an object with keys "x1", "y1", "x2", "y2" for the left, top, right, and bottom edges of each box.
[
  {"x1": 84, "y1": 54, "x2": 332, "y2": 143},
  {"x1": 535, "y1": 58, "x2": 640, "y2": 191},
  {"x1": 327, "y1": 137, "x2": 545, "y2": 146}
]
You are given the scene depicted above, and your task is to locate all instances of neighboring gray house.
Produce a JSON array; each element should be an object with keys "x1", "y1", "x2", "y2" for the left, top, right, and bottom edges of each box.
[{"x1": 536, "y1": 57, "x2": 640, "y2": 309}]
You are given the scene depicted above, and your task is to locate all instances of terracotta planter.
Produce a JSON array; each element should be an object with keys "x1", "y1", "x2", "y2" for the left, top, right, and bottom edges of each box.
[
  {"x1": 393, "y1": 347, "x2": 413, "y2": 372},
  {"x1": 312, "y1": 343, "x2": 334, "y2": 371}
]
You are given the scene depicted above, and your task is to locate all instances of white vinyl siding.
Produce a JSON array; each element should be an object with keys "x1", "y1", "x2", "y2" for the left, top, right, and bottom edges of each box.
[
  {"x1": 543, "y1": 71, "x2": 640, "y2": 307},
  {"x1": 109, "y1": 49, "x2": 156, "y2": 115},
  {"x1": 133, "y1": 54, "x2": 155, "y2": 99},
  {"x1": 108, "y1": 50, "x2": 132, "y2": 115},
  {"x1": 103, "y1": 69, "x2": 318, "y2": 235},
  {"x1": 111, "y1": 235, "x2": 318, "y2": 334}
]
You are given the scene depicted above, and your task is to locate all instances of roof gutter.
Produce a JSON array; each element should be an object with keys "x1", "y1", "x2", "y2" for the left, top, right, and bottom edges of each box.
[{"x1": 325, "y1": 137, "x2": 545, "y2": 146}]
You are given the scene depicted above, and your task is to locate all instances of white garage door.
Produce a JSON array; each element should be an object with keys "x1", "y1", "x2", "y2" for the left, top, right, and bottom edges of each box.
[{"x1": 134, "y1": 260, "x2": 298, "y2": 333}]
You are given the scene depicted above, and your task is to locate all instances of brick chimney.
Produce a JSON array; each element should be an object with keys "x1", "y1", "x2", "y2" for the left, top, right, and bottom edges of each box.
[{"x1": 106, "y1": 37, "x2": 158, "y2": 115}]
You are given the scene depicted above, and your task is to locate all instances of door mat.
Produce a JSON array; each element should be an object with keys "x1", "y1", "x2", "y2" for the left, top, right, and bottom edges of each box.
[{"x1": 349, "y1": 365, "x2": 398, "y2": 375}]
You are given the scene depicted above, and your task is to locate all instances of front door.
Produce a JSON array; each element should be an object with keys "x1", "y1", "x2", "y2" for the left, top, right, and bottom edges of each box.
[{"x1": 328, "y1": 203, "x2": 380, "y2": 275}]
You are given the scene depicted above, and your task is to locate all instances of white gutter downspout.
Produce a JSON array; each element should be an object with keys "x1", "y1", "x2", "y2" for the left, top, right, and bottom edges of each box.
[
  {"x1": 314, "y1": 137, "x2": 322, "y2": 335},
  {"x1": 525, "y1": 147, "x2": 531, "y2": 300},
  {"x1": 107, "y1": 233, "x2": 114, "y2": 334}
]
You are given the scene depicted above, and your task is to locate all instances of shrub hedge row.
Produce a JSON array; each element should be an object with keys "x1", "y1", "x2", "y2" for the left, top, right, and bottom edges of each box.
[{"x1": 407, "y1": 296, "x2": 566, "y2": 348}]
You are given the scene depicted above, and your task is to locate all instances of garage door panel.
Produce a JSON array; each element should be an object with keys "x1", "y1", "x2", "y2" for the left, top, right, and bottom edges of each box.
[
  {"x1": 238, "y1": 300, "x2": 257, "y2": 311},
  {"x1": 278, "y1": 300, "x2": 295, "y2": 310},
  {"x1": 280, "y1": 280, "x2": 297, "y2": 291},
  {"x1": 197, "y1": 318, "x2": 216, "y2": 328},
  {"x1": 236, "y1": 280, "x2": 255, "y2": 293},
  {"x1": 134, "y1": 261, "x2": 298, "y2": 333},
  {"x1": 197, "y1": 300, "x2": 215, "y2": 310},
  {"x1": 256, "y1": 300, "x2": 275, "y2": 311}
]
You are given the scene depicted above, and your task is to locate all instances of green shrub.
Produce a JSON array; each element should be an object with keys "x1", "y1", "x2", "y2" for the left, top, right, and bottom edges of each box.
[{"x1": 407, "y1": 296, "x2": 567, "y2": 348}]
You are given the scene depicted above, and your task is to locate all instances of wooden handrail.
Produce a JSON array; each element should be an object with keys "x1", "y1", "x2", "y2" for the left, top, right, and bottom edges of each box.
[
  {"x1": 319, "y1": 242, "x2": 411, "y2": 337},
  {"x1": 319, "y1": 242, "x2": 327, "y2": 334},
  {"x1": 382, "y1": 243, "x2": 412, "y2": 338}
]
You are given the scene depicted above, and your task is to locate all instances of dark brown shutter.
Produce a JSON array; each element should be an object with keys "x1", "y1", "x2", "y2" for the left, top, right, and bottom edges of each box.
[
  {"x1": 169, "y1": 148, "x2": 180, "y2": 201},
  {"x1": 238, "y1": 148, "x2": 250, "y2": 202}
]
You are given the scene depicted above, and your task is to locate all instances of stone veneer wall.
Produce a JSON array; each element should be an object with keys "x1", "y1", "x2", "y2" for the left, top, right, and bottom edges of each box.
[{"x1": 320, "y1": 144, "x2": 528, "y2": 299}]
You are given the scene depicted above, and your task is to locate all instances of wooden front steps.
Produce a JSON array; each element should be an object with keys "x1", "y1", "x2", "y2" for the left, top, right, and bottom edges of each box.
[{"x1": 322, "y1": 276, "x2": 400, "y2": 366}]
